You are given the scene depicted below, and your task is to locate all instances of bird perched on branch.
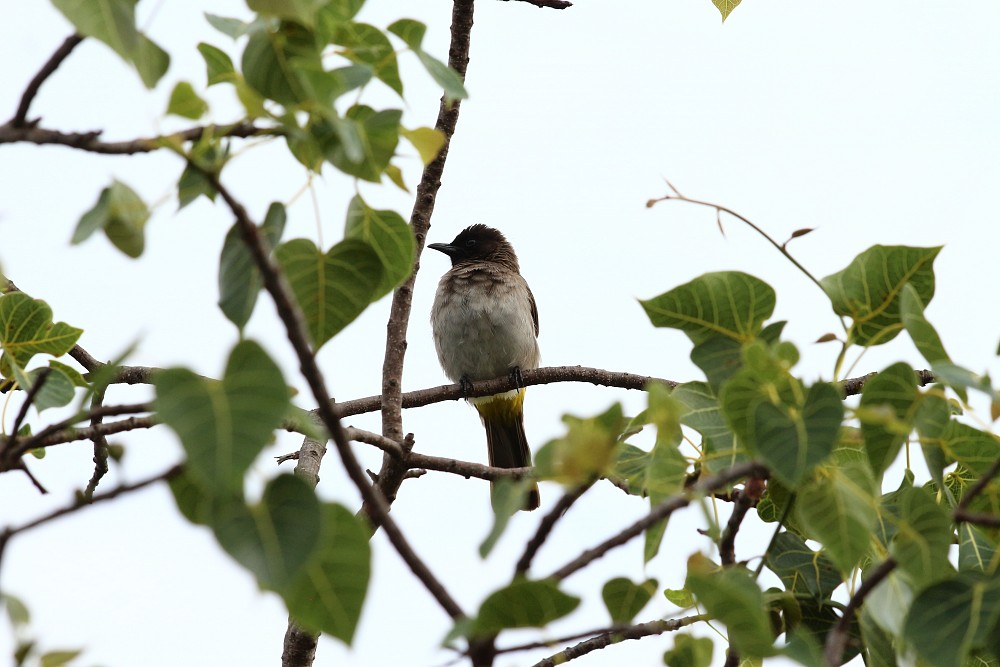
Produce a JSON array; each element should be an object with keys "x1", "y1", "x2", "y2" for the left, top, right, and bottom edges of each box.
[{"x1": 429, "y1": 224, "x2": 541, "y2": 511}]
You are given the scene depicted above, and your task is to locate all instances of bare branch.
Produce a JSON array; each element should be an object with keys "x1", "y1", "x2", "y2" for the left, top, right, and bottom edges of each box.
[
  {"x1": 0, "y1": 121, "x2": 274, "y2": 155},
  {"x1": 528, "y1": 615, "x2": 705, "y2": 667},
  {"x1": 11, "y1": 33, "x2": 84, "y2": 126},
  {"x1": 499, "y1": 0, "x2": 573, "y2": 8},
  {"x1": 0, "y1": 464, "x2": 182, "y2": 570},
  {"x1": 953, "y1": 510, "x2": 1000, "y2": 528},
  {"x1": 369, "y1": 0, "x2": 476, "y2": 516},
  {"x1": 336, "y1": 366, "x2": 677, "y2": 418},
  {"x1": 823, "y1": 558, "x2": 897, "y2": 666},
  {"x1": 547, "y1": 462, "x2": 766, "y2": 582},
  {"x1": 515, "y1": 480, "x2": 594, "y2": 577},
  {"x1": 719, "y1": 485, "x2": 755, "y2": 566},
  {"x1": 82, "y1": 384, "x2": 110, "y2": 500},
  {"x1": 956, "y1": 451, "x2": 1000, "y2": 512}
]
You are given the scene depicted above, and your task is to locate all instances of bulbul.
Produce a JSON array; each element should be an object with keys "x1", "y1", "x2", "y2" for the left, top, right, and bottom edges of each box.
[{"x1": 429, "y1": 224, "x2": 541, "y2": 511}]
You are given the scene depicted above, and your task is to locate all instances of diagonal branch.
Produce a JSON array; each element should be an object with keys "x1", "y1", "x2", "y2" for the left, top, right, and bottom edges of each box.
[
  {"x1": 823, "y1": 558, "x2": 896, "y2": 666},
  {"x1": 528, "y1": 615, "x2": 705, "y2": 667},
  {"x1": 11, "y1": 33, "x2": 84, "y2": 126},
  {"x1": 515, "y1": 480, "x2": 594, "y2": 577},
  {"x1": 547, "y1": 462, "x2": 766, "y2": 582},
  {"x1": 369, "y1": 0, "x2": 477, "y2": 515},
  {"x1": 203, "y1": 170, "x2": 465, "y2": 623}
]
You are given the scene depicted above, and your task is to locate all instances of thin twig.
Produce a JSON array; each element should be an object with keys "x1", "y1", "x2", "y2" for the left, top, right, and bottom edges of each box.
[
  {"x1": 0, "y1": 121, "x2": 273, "y2": 154},
  {"x1": 0, "y1": 464, "x2": 182, "y2": 570},
  {"x1": 719, "y1": 486, "x2": 754, "y2": 566},
  {"x1": 83, "y1": 385, "x2": 110, "y2": 500},
  {"x1": 547, "y1": 462, "x2": 766, "y2": 582},
  {"x1": 11, "y1": 33, "x2": 84, "y2": 126},
  {"x1": 528, "y1": 615, "x2": 705, "y2": 667},
  {"x1": 953, "y1": 510, "x2": 1000, "y2": 527},
  {"x1": 515, "y1": 480, "x2": 594, "y2": 577},
  {"x1": 3, "y1": 368, "x2": 51, "y2": 456},
  {"x1": 823, "y1": 558, "x2": 897, "y2": 666}
]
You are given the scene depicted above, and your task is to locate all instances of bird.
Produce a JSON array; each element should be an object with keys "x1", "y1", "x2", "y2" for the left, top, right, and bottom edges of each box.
[{"x1": 429, "y1": 224, "x2": 541, "y2": 511}]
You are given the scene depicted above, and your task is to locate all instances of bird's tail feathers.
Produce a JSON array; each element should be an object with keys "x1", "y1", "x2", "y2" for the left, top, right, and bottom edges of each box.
[{"x1": 474, "y1": 389, "x2": 540, "y2": 511}]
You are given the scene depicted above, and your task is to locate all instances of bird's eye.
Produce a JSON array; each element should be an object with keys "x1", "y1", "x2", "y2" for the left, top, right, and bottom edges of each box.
[{"x1": 465, "y1": 239, "x2": 477, "y2": 248}]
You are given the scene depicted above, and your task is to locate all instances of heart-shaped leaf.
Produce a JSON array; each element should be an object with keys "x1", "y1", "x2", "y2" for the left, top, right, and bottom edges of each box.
[
  {"x1": 283, "y1": 502, "x2": 371, "y2": 644},
  {"x1": 344, "y1": 195, "x2": 415, "y2": 298},
  {"x1": 0, "y1": 292, "x2": 82, "y2": 383},
  {"x1": 275, "y1": 238, "x2": 382, "y2": 349},
  {"x1": 212, "y1": 474, "x2": 322, "y2": 592},
  {"x1": 154, "y1": 340, "x2": 289, "y2": 491},
  {"x1": 602, "y1": 577, "x2": 658, "y2": 624}
]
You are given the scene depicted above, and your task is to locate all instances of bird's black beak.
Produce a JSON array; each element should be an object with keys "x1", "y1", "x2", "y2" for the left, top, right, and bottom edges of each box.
[{"x1": 428, "y1": 242, "x2": 458, "y2": 257}]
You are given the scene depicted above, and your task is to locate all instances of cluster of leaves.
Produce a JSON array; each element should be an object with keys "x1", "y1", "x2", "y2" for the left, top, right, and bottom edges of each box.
[
  {"x1": 586, "y1": 244, "x2": 999, "y2": 667},
  {"x1": 2, "y1": 593, "x2": 82, "y2": 667}
]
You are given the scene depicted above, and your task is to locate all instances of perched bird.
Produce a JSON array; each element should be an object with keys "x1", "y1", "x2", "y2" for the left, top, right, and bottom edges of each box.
[{"x1": 429, "y1": 224, "x2": 541, "y2": 511}]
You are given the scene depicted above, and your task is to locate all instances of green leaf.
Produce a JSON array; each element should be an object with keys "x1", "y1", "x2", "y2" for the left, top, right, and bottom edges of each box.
[
  {"x1": 51, "y1": 0, "x2": 169, "y2": 89},
  {"x1": 478, "y1": 479, "x2": 531, "y2": 558},
  {"x1": 283, "y1": 503, "x2": 371, "y2": 644},
  {"x1": 385, "y1": 18, "x2": 467, "y2": 101},
  {"x1": 901, "y1": 282, "x2": 952, "y2": 365},
  {"x1": 941, "y1": 421, "x2": 1000, "y2": 476},
  {"x1": 904, "y1": 572, "x2": 1000, "y2": 667},
  {"x1": 343, "y1": 195, "x2": 415, "y2": 298},
  {"x1": 664, "y1": 587, "x2": 695, "y2": 608},
  {"x1": 133, "y1": 34, "x2": 170, "y2": 89},
  {"x1": 640, "y1": 272, "x2": 776, "y2": 343},
  {"x1": 400, "y1": 126, "x2": 445, "y2": 165},
  {"x1": 664, "y1": 634, "x2": 714, "y2": 667},
  {"x1": 317, "y1": 0, "x2": 364, "y2": 23},
  {"x1": 794, "y1": 459, "x2": 877, "y2": 575},
  {"x1": 0, "y1": 292, "x2": 82, "y2": 381},
  {"x1": 685, "y1": 554, "x2": 774, "y2": 657},
  {"x1": 672, "y1": 381, "x2": 744, "y2": 475},
  {"x1": 205, "y1": 13, "x2": 253, "y2": 40},
  {"x1": 858, "y1": 362, "x2": 920, "y2": 479},
  {"x1": 689, "y1": 334, "x2": 743, "y2": 392},
  {"x1": 915, "y1": 393, "x2": 952, "y2": 488},
  {"x1": 890, "y1": 485, "x2": 953, "y2": 587},
  {"x1": 197, "y1": 43, "x2": 236, "y2": 86},
  {"x1": 470, "y1": 580, "x2": 580, "y2": 636},
  {"x1": 721, "y1": 377, "x2": 841, "y2": 487},
  {"x1": 275, "y1": 238, "x2": 383, "y2": 349},
  {"x1": 25, "y1": 367, "x2": 76, "y2": 412},
  {"x1": 71, "y1": 180, "x2": 150, "y2": 258},
  {"x1": 534, "y1": 404, "x2": 626, "y2": 486},
  {"x1": 177, "y1": 163, "x2": 217, "y2": 210},
  {"x1": 167, "y1": 81, "x2": 208, "y2": 119},
  {"x1": 242, "y1": 24, "x2": 322, "y2": 105},
  {"x1": 764, "y1": 531, "x2": 842, "y2": 601},
  {"x1": 712, "y1": 0, "x2": 742, "y2": 22},
  {"x1": 154, "y1": 340, "x2": 289, "y2": 491},
  {"x1": 820, "y1": 245, "x2": 941, "y2": 347},
  {"x1": 2, "y1": 593, "x2": 31, "y2": 628},
  {"x1": 52, "y1": 0, "x2": 138, "y2": 59},
  {"x1": 39, "y1": 650, "x2": 83, "y2": 667},
  {"x1": 328, "y1": 22, "x2": 402, "y2": 96},
  {"x1": 212, "y1": 474, "x2": 321, "y2": 591},
  {"x1": 218, "y1": 202, "x2": 287, "y2": 329},
  {"x1": 610, "y1": 443, "x2": 650, "y2": 496},
  {"x1": 957, "y1": 524, "x2": 997, "y2": 573},
  {"x1": 602, "y1": 577, "x2": 658, "y2": 624},
  {"x1": 247, "y1": 0, "x2": 325, "y2": 27},
  {"x1": 860, "y1": 608, "x2": 896, "y2": 667},
  {"x1": 321, "y1": 105, "x2": 402, "y2": 181}
]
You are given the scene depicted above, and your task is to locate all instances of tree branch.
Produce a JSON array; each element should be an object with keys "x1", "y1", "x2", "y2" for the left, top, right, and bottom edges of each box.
[
  {"x1": 515, "y1": 480, "x2": 594, "y2": 577},
  {"x1": 202, "y1": 172, "x2": 465, "y2": 624},
  {"x1": 956, "y1": 451, "x2": 1000, "y2": 512},
  {"x1": 500, "y1": 0, "x2": 573, "y2": 8},
  {"x1": 547, "y1": 462, "x2": 766, "y2": 582},
  {"x1": 0, "y1": 121, "x2": 273, "y2": 154},
  {"x1": 0, "y1": 464, "x2": 182, "y2": 570},
  {"x1": 11, "y1": 33, "x2": 84, "y2": 127},
  {"x1": 368, "y1": 0, "x2": 477, "y2": 517},
  {"x1": 336, "y1": 366, "x2": 676, "y2": 418},
  {"x1": 823, "y1": 558, "x2": 897, "y2": 666},
  {"x1": 719, "y1": 485, "x2": 755, "y2": 566},
  {"x1": 528, "y1": 615, "x2": 705, "y2": 667}
]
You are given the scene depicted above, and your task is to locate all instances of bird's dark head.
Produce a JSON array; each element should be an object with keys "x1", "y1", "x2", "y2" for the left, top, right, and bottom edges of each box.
[{"x1": 428, "y1": 224, "x2": 519, "y2": 270}]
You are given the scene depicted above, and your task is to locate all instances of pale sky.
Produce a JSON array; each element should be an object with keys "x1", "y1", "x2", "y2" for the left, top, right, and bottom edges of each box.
[{"x1": 2, "y1": 1, "x2": 999, "y2": 666}]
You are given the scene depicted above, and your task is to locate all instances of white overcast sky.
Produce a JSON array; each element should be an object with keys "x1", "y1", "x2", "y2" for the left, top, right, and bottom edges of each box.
[{"x1": 2, "y1": 1, "x2": 999, "y2": 666}]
